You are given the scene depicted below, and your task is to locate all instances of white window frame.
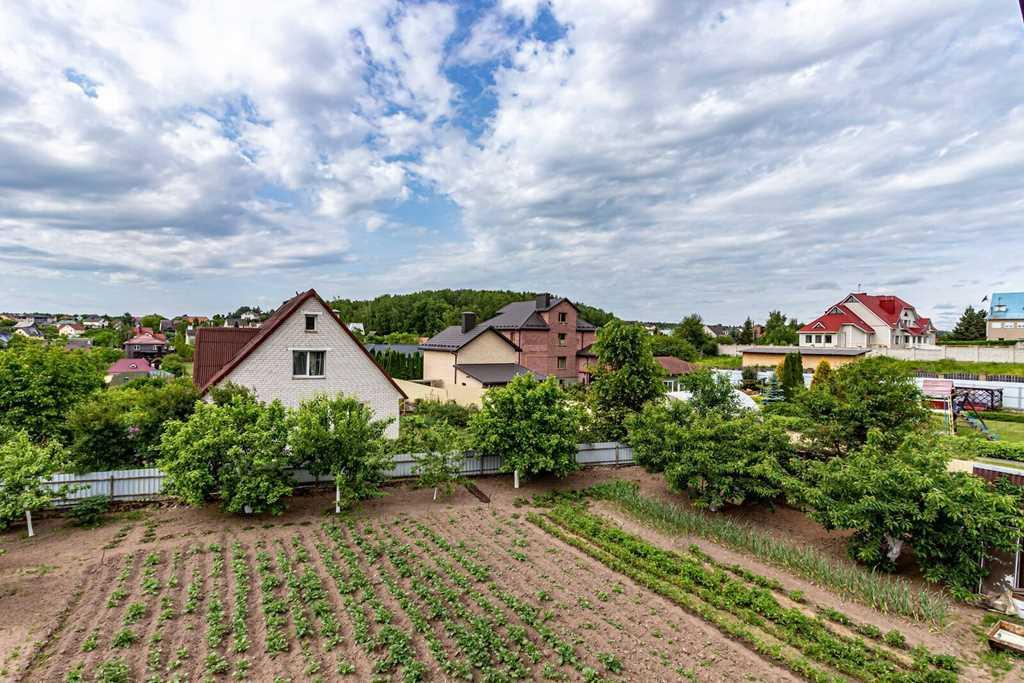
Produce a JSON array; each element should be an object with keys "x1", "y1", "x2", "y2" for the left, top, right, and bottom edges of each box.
[
  {"x1": 303, "y1": 311, "x2": 320, "y2": 332},
  {"x1": 292, "y1": 349, "x2": 327, "y2": 378}
]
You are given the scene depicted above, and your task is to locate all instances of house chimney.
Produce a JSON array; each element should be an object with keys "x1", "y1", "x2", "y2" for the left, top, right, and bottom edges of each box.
[
  {"x1": 461, "y1": 312, "x2": 477, "y2": 333},
  {"x1": 536, "y1": 293, "x2": 551, "y2": 310}
]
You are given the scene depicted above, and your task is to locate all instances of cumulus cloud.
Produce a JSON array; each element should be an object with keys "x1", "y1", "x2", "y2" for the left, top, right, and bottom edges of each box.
[{"x1": 1, "y1": 0, "x2": 1022, "y2": 322}]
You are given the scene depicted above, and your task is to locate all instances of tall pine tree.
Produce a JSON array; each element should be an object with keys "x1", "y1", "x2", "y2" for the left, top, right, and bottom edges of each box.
[{"x1": 950, "y1": 306, "x2": 987, "y2": 341}]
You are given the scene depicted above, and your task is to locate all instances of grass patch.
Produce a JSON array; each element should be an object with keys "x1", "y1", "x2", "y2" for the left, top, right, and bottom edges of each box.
[
  {"x1": 693, "y1": 355, "x2": 741, "y2": 369},
  {"x1": 586, "y1": 480, "x2": 952, "y2": 626}
]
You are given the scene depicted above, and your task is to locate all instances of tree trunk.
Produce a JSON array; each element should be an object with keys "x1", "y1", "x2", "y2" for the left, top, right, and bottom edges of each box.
[
  {"x1": 335, "y1": 481, "x2": 341, "y2": 514},
  {"x1": 884, "y1": 535, "x2": 904, "y2": 563},
  {"x1": 514, "y1": 469, "x2": 520, "y2": 489},
  {"x1": 25, "y1": 509, "x2": 34, "y2": 538}
]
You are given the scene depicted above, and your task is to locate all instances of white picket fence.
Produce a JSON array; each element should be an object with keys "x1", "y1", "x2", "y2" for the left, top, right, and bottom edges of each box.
[{"x1": 42, "y1": 442, "x2": 634, "y2": 507}]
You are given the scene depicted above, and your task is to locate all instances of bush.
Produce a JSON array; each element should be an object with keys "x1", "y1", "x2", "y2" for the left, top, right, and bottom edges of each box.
[
  {"x1": 626, "y1": 400, "x2": 694, "y2": 473},
  {"x1": 409, "y1": 421, "x2": 466, "y2": 500},
  {"x1": 777, "y1": 353, "x2": 804, "y2": 401},
  {"x1": 471, "y1": 374, "x2": 581, "y2": 478},
  {"x1": 664, "y1": 412, "x2": 793, "y2": 511},
  {"x1": 69, "y1": 495, "x2": 111, "y2": 528},
  {"x1": 288, "y1": 394, "x2": 394, "y2": 509},
  {"x1": 938, "y1": 436, "x2": 1024, "y2": 463},
  {"x1": 649, "y1": 335, "x2": 698, "y2": 361},
  {"x1": 158, "y1": 393, "x2": 293, "y2": 515},
  {"x1": 676, "y1": 369, "x2": 740, "y2": 417}
]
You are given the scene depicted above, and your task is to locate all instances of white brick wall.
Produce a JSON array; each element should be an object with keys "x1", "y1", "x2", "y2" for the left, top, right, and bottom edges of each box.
[{"x1": 217, "y1": 298, "x2": 402, "y2": 437}]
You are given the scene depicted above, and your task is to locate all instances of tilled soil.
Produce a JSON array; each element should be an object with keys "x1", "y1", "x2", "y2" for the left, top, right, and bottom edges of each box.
[{"x1": 0, "y1": 467, "x2": 1014, "y2": 681}]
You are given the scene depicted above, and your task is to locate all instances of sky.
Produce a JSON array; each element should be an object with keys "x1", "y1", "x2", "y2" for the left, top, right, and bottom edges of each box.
[{"x1": 0, "y1": 1, "x2": 1022, "y2": 328}]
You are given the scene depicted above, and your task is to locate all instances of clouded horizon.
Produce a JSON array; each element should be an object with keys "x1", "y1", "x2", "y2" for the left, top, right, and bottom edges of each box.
[{"x1": 1, "y1": 1, "x2": 1021, "y2": 327}]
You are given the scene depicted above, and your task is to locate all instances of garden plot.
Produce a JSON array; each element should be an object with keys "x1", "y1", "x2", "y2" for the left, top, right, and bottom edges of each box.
[{"x1": 22, "y1": 511, "x2": 809, "y2": 683}]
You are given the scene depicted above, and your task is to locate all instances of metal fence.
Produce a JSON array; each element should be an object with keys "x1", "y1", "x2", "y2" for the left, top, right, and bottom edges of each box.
[{"x1": 42, "y1": 442, "x2": 635, "y2": 507}]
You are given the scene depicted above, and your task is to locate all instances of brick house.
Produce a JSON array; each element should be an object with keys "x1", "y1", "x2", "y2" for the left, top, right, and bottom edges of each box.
[
  {"x1": 123, "y1": 327, "x2": 169, "y2": 360},
  {"x1": 421, "y1": 294, "x2": 598, "y2": 386},
  {"x1": 192, "y1": 289, "x2": 405, "y2": 437}
]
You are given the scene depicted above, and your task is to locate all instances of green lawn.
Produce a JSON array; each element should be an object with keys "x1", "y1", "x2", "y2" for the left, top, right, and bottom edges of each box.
[
  {"x1": 694, "y1": 355, "x2": 741, "y2": 369},
  {"x1": 987, "y1": 419, "x2": 1024, "y2": 443}
]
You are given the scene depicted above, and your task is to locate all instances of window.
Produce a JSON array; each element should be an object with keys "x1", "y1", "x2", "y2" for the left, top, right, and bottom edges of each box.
[
  {"x1": 558, "y1": 312, "x2": 567, "y2": 323},
  {"x1": 814, "y1": 334, "x2": 822, "y2": 343},
  {"x1": 293, "y1": 350, "x2": 326, "y2": 377},
  {"x1": 993, "y1": 322, "x2": 1003, "y2": 329},
  {"x1": 305, "y1": 314, "x2": 317, "y2": 332},
  {"x1": 558, "y1": 333, "x2": 567, "y2": 346},
  {"x1": 557, "y1": 356, "x2": 567, "y2": 370},
  {"x1": 804, "y1": 335, "x2": 813, "y2": 344},
  {"x1": 824, "y1": 335, "x2": 832, "y2": 344}
]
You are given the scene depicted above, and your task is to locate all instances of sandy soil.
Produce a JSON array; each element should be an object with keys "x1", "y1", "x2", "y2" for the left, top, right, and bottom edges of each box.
[{"x1": 0, "y1": 466, "x2": 1014, "y2": 681}]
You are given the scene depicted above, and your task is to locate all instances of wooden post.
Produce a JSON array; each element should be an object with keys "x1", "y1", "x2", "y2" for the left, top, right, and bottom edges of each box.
[
  {"x1": 25, "y1": 509, "x2": 34, "y2": 538},
  {"x1": 109, "y1": 473, "x2": 115, "y2": 501}
]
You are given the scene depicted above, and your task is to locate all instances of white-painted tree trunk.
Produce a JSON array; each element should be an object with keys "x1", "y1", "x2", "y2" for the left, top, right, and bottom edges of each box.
[
  {"x1": 335, "y1": 482, "x2": 341, "y2": 514},
  {"x1": 25, "y1": 509, "x2": 34, "y2": 538},
  {"x1": 884, "y1": 535, "x2": 904, "y2": 562},
  {"x1": 513, "y1": 469, "x2": 520, "y2": 489},
  {"x1": 433, "y1": 487, "x2": 438, "y2": 501}
]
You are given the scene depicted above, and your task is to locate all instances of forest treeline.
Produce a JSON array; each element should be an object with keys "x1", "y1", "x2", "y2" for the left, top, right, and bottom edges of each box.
[{"x1": 329, "y1": 289, "x2": 616, "y2": 337}]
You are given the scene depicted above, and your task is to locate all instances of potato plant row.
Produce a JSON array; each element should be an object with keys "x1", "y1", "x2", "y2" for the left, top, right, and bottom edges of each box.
[{"x1": 530, "y1": 503, "x2": 960, "y2": 683}]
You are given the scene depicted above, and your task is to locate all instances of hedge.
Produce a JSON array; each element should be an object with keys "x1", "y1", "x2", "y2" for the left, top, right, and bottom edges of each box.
[{"x1": 938, "y1": 436, "x2": 1024, "y2": 463}]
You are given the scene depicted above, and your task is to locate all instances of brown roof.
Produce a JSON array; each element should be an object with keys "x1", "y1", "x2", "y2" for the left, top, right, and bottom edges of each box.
[
  {"x1": 193, "y1": 327, "x2": 261, "y2": 389},
  {"x1": 654, "y1": 356, "x2": 698, "y2": 376},
  {"x1": 420, "y1": 325, "x2": 520, "y2": 353},
  {"x1": 193, "y1": 289, "x2": 405, "y2": 399}
]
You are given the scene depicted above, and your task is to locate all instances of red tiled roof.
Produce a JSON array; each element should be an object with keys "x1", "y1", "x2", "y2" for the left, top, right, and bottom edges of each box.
[
  {"x1": 845, "y1": 293, "x2": 912, "y2": 327},
  {"x1": 107, "y1": 358, "x2": 153, "y2": 374},
  {"x1": 799, "y1": 304, "x2": 873, "y2": 334},
  {"x1": 193, "y1": 289, "x2": 406, "y2": 399},
  {"x1": 193, "y1": 327, "x2": 261, "y2": 389},
  {"x1": 654, "y1": 356, "x2": 698, "y2": 376}
]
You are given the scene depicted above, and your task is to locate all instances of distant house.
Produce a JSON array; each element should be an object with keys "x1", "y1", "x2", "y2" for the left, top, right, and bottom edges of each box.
[
  {"x1": 159, "y1": 319, "x2": 177, "y2": 335},
  {"x1": 420, "y1": 314, "x2": 539, "y2": 393},
  {"x1": 124, "y1": 327, "x2": 169, "y2": 360},
  {"x1": 423, "y1": 293, "x2": 598, "y2": 385},
  {"x1": 13, "y1": 320, "x2": 42, "y2": 338},
  {"x1": 349, "y1": 322, "x2": 365, "y2": 334},
  {"x1": 106, "y1": 357, "x2": 154, "y2": 386},
  {"x1": 703, "y1": 324, "x2": 735, "y2": 340},
  {"x1": 193, "y1": 289, "x2": 404, "y2": 437},
  {"x1": 987, "y1": 293, "x2": 1024, "y2": 341},
  {"x1": 65, "y1": 338, "x2": 93, "y2": 351},
  {"x1": 0, "y1": 332, "x2": 10, "y2": 348},
  {"x1": 58, "y1": 322, "x2": 85, "y2": 337},
  {"x1": 82, "y1": 315, "x2": 106, "y2": 329},
  {"x1": 655, "y1": 356, "x2": 698, "y2": 391},
  {"x1": 798, "y1": 292, "x2": 936, "y2": 348}
]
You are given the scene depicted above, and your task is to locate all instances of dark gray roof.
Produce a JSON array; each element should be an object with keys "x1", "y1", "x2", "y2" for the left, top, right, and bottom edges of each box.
[
  {"x1": 577, "y1": 342, "x2": 596, "y2": 357},
  {"x1": 65, "y1": 338, "x2": 93, "y2": 350},
  {"x1": 367, "y1": 343, "x2": 421, "y2": 356},
  {"x1": 480, "y1": 298, "x2": 596, "y2": 332},
  {"x1": 420, "y1": 325, "x2": 520, "y2": 352},
  {"x1": 454, "y1": 363, "x2": 545, "y2": 386}
]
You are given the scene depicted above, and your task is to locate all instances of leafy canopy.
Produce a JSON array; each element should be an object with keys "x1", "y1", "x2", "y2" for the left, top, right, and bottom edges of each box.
[
  {"x1": 0, "y1": 343, "x2": 105, "y2": 441},
  {"x1": 791, "y1": 432, "x2": 1023, "y2": 594},
  {"x1": 0, "y1": 431, "x2": 65, "y2": 530},
  {"x1": 288, "y1": 394, "x2": 394, "y2": 509},
  {"x1": 760, "y1": 310, "x2": 799, "y2": 346},
  {"x1": 409, "y1": 420, "x2": 466, "y2": 499},
  {"x1": 795, "y1": 357, "x2": 928, "y2": 456},
  {"x1": 588, "y1": 320, "x2": 665, "y2": 440},
  {"x1": 158, "y1": 393, "x2": 293, "y2": 515},
  {"x1": 470, "y1": 374, "x2": 581, "y2": 478}
]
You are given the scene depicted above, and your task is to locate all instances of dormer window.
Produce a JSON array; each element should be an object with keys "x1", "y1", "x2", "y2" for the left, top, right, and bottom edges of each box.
[{"x1": 305, "y1": 314, "x2": 317, "y2": 332}]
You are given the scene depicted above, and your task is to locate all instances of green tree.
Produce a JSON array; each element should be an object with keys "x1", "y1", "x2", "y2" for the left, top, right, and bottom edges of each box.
[
  {"x1": 66, "y1": 378, "x2": 199, "y2": 472},
  {"x1": 649, "y1": 334, "x2": 698, "y2": 361},
  {"x1": 810, "y1": 360, "x2": 835, "y2": 390},
  {"x1": 737, "y1": 317, "x2": 755, "y2": 344},
  {"x1": 777, "y1": 352, "x2": 804, "y2": 401},
  {"x1": 588, "y1": 320, "x2": 665, "y2": 440},
  {"x1": 470, "y1": 374, "x2": 581, "y2": 479},
  {"x1": 760, "y1": 311, "x2": 799, "y2": 346},
  {"x1": 626, "y1": 400, "x2": 694, "y2": 473},
  {"x1": 0, "y1": 342, "x2": 104, "y2": 441},
  {"x1": 410, "y1": 421, "x2": 466, "y2": 500},
  {"x1": 796, "y1": 357, "x2": 927, "y2": 456},
  {"x1": 288, "y1": 394, "x2": 394, "y2": 510},
  {"x1": 949, "y1": 306, "x2": 987, "y2": 341},
  {"x1": 160, "y1": 354, "x2": 185, "y2": 377},
  {"x1": 158, "y1": 394, "x2": 294, "y2": 515},
  {"x1": 674, "y1": 314, "x2": 715, "y2": 355},
  {"x1": 663, "y1": 411, "x2": 793, "y2": 511},
  {"x1": 139, "y1": 314, "x2": 164, "y2": 331},
  {"x1": 0, "y1": 431, "x2": 65, "y2": 535},
  {"x1": 791, "y1": 432, "x2": 1022, "y2": 594},
  {"x1": 677, "y1": 369, "x2": 740, "y2": 416},
  {"x1": 173, "y1": 330, "x2": 193, "y2": 360}
]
